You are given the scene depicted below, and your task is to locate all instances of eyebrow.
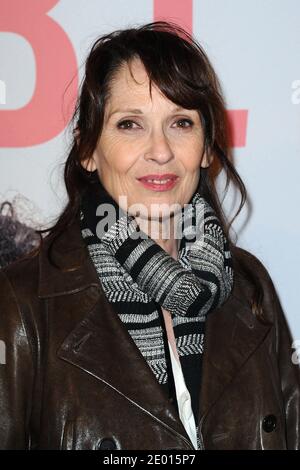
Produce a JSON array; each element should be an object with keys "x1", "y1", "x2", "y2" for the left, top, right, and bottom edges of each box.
[{"x1": 106, "y1": 105, "x2": 187, "y2": 121}]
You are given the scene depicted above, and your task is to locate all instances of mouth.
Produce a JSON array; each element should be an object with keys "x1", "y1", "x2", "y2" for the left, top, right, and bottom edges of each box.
[{"x1": 136, "y1": 174, "x2": 179, "y2": 192}]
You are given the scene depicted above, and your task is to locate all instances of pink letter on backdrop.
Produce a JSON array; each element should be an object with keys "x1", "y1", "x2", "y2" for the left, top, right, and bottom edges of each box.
[
  {"x1": 154, "y1": 0, "x2": 248, "y2": 147},
  {"x1": 154, "y1": 0, "x2": 193, "y2": 35},
  {"x1": 0, "y1": 0, "x2": 78, "y2": 147}
]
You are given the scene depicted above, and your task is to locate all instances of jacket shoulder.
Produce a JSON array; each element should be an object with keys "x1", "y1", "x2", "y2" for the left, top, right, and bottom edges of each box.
[
  {"x1": 232, "y1": 245, "x2": 286, "y2": 325},
  {"x1": 0, "y1": 249, "x2": 40, "y2": 301},
  {"x1": 234, "y1": 245, "x2": 271, "y2": 275},
  {"x1": 233, "y1": 245, "x2": 278, "y2": 292}
]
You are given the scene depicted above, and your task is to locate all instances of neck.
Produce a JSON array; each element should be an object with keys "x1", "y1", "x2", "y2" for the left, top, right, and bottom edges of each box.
[{"x1": 135, "y1": 216, "x2": 180, "y2": 261}]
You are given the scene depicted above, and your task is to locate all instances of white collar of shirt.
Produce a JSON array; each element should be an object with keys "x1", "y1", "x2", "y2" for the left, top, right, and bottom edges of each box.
[{"x1": 168, "y1": 340, "x2": 198, "y2": 450}]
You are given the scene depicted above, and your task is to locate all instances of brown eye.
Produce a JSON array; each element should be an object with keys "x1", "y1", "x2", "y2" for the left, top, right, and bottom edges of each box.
[
  {"x1": 175, "y1": 118, "x2": 194, "y2": 128},
  {"x1": 117, "y1": 120, "x2": 139, "y2": 130}
]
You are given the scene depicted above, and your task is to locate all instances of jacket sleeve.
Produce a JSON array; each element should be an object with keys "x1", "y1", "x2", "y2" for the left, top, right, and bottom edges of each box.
[
  {"x1": 252, "y1": 253, "x2": 300, "y2": 449},
  {"x1": 272, "y1": 280, "x2": 300, "y2": 449},
  {"x1": 0, "y1": 269, "x2": 34, "y2": 449}
]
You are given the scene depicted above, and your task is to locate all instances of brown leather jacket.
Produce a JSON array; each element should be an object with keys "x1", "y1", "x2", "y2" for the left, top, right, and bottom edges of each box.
[{"x1": 0, "y1": 220, "x2": 299, "y2": 450}]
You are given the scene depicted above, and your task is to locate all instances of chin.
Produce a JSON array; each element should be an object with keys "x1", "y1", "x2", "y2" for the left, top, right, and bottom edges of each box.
[{"x1": 143, "y1": 206, "x2": 179, "y2": 222}]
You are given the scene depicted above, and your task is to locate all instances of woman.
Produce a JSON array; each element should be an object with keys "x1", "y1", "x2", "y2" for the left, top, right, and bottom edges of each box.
[{"x1": 0, "y1": 21, "x2": 299, "y2": 450}]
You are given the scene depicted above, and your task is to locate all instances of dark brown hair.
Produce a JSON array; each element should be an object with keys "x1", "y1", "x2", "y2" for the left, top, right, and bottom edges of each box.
[{"x1": 36, "y1": 20, "x2": 267, "y2": 323}]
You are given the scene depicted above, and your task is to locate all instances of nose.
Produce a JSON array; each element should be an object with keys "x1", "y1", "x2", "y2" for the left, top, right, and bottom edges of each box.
[{"x1": 144, "y1": 128, "x2": 174, "y2": 164}]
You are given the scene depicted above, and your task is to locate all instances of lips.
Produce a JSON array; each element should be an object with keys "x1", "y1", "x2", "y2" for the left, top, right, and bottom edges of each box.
[{"x1": 137, "y1": 174, "x2": 179, "y2": 192}]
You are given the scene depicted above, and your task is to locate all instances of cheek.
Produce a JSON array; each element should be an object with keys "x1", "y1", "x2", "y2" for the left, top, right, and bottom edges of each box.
[
  {"x1": 96, "y1": 139, "x2": 137, "y2": 174},
  {"x1": 178, "y1": 135, "x2": 204, "y2": 169},
  {"x1": 180, "y1": 152, "x2": 202, "y2": 172}
]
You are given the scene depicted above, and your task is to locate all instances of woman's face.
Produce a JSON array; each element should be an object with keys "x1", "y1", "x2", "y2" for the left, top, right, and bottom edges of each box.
[{"x1": 84, "y1": 57, "x2": 210, "y2": 220}]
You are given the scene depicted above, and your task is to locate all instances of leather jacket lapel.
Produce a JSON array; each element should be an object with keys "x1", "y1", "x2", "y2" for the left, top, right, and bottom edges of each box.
[
  {"x1": 38, "y1": 222, "x2": 194, "y2": 448},
  {"x1": 199, "y1": 292, "x2": 272, "y2": 421},
  {"x1": 57, "y1": 284, "x2": 194, "y2": 449}
]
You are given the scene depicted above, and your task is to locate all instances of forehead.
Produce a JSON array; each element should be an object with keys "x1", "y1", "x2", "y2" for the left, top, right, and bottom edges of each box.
[
  {"x1": 106, "y1": 58, "x2": 166, "y2": 111},
  {"x1": 109, "y1": 58, "x2": 150, "y2": 95},
  {"x1": 104, "y1": 58, "x2": 199, "y2": 120}
]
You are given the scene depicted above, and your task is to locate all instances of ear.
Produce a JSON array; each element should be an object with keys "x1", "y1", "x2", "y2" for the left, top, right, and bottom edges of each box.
[
  {"x1": 73, "y1": 128, "x2": 97, "y2": 173},
  {"x1": 200, "y1": 151, "x2": 213, "y2": 169},
  {"x1": 81, "y1": 157, "x2": 97, "y2": 172}
]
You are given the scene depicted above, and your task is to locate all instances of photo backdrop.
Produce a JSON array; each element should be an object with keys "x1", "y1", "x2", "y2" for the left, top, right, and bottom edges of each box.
[{"x1": 1, "y1": 0, "x2": 299, "y2": 344}]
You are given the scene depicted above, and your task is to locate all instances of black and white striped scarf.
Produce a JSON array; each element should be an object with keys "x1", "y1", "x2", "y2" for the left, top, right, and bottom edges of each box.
[{"x1": 79, "y1": 179, "x2": 234, "y2": 449}]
